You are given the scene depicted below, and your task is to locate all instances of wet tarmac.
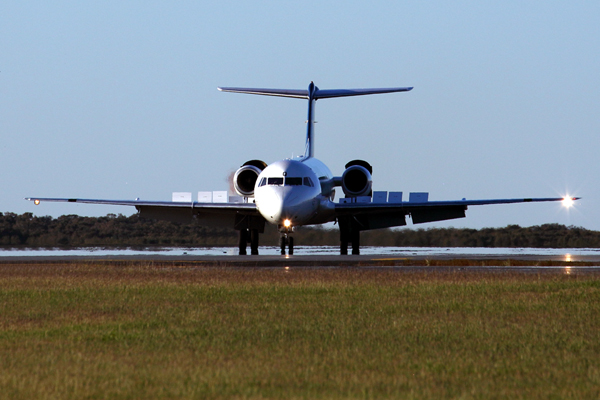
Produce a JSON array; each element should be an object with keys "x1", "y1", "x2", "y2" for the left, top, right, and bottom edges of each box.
[{"x1": 1, "y1": 251, "x2": 600, "y2": 273}]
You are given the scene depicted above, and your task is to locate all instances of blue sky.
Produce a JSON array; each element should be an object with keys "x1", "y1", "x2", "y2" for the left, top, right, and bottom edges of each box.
[{"x1": 2, "y1": 1, "x2": 598, "y2": 230}]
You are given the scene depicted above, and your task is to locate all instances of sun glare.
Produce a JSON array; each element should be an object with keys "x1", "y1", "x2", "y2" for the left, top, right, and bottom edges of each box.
[{"x1": 562, "y1": 196, "x2": 575, "y2": 208}]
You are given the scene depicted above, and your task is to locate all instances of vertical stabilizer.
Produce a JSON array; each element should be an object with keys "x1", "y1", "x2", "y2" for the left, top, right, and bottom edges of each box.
[
  {"x1": 305, "y1": 82, "x2": 318, "y2": 158},
  {"x1": 218, "y1": 83, "x2": 413, "y2": 159}
]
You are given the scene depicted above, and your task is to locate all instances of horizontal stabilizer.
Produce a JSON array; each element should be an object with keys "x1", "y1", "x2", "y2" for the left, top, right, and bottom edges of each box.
[
  {"x1": 217, "y1": 85, "x2": 413, "y2": 100},
  {"x1": 314, "y1": 87, "x2": 413, "y2": 99},
  {"x1": 218, "y1": 87, "x2": 308, "y2": 99}
]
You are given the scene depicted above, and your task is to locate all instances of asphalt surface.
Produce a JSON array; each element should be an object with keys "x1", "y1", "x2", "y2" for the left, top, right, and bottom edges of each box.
[{"x1": 1, "y1": 253, "x2": 600, "y2": 272}]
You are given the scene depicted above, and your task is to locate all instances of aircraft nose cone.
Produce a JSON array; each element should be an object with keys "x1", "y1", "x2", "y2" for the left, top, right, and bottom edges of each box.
[
  {"x1": 256, "y1": 187, "x2": 310, "y2": 225},
  {"x1": 280, "y1": 193, "x2": 303, "y2": 215},
  {"x1": 279, "y1": 190, "x2": 316, "y2": 225},
  {"x1": 256, "y1": 189, "x2": 284, "y2": 222}
]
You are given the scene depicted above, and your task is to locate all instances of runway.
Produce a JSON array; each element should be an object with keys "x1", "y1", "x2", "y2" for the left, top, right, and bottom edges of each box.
[{"x1": 2, "y1": 250, "x2": 600, "y2": 273}]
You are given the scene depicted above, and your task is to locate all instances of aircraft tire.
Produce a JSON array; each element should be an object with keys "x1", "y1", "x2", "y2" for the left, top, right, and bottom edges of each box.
[
  {"x1": 340, "y1": 240, "x2": 348, "y2": 255},
  {"x1": 239, "y1": 229, "x2": 248, "y2": 256},
  {"x1": 250, "y1": 229, "x2": 259, "y2": 255},
  {"x1": 351, "y1": 230, "x2": 360, "y2": 255},
  {"x1": 280, "y1": 236, "x2": 286, "y2": 255}
]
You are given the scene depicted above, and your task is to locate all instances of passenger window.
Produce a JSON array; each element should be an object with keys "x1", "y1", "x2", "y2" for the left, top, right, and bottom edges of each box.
[
  {"x1": 303, "y1": 177, "x2": 314, "y2": 187},
  {"x1": 285, "y1": 177, "x2": 302, "y2": 186},
  {"x1": 268, "y1": 177, "x2": 284, "y2": 185}
]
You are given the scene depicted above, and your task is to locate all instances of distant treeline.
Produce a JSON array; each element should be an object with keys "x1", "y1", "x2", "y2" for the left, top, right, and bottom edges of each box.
[{"x1": 1, "y1": 212, "x2": 599, "y2": 248}]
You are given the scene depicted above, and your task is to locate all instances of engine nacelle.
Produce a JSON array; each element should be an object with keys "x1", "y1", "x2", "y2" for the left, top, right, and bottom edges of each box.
[
  {"x1": 341, "y1": 160, "x2": 373, "y2": 197},
  {"x1": 233, "y1": 160, "x2": 267, "y2": 197}
]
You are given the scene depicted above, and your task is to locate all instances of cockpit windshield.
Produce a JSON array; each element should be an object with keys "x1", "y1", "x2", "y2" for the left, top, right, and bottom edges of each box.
[
  {"x1": 267, "y1": 177, "x2": 284, "y2": 185},
  {"x1": 262, "y1": 176, "x2": 314, "y2": 187},
  {"x1": 284, "y1": 177, "x2": 302, "y2": 186}
]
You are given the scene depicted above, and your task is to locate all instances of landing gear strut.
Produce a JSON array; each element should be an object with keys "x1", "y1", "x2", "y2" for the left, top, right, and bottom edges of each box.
[
  {"x1": 280, "y1": 234, "x2": 294, "y2": 255},
  {"x1": 250, "y1": 229, "x2": 259, "y2": 255},
  {"x1": 238, "y1": 229, "x2": 247, "y2": 255},
  {"x1": 279, "y1": 222, "x2": 294, "y2": 255}
]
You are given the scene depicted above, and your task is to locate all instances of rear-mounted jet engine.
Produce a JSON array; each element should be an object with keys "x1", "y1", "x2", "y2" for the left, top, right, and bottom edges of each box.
[
  {"x1": 233, "y1": 160, "x2": 267, "y2": 197},
  {"x1": 341, "y1": 160, "x2": 373, "y2": 198}
]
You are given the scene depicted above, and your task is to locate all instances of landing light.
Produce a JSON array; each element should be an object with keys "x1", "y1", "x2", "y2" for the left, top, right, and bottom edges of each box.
[
  {"x1": 34, "y1": 199, "x2": 40, "y2": 205},
  {"x1": 562, "y1": 196, "x2": 575, "y2": 208},
  {"x1": 283, "y1": 219, "x2": 292, "y2": 228}
]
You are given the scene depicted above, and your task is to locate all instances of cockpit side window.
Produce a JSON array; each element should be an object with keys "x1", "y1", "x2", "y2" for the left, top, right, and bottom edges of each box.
[
  {"x1": 258, "y1": 178, "x2": 267, "y2": 187},
  {"x1": 303, "y1": 177, "x2": 314, "y2": 187},
  {"x1": 284, "y1": 177, "x2": 302, "y2": 186},
  {"x1": 267, "y1": 177, "x2": 284, "y2": 185}
]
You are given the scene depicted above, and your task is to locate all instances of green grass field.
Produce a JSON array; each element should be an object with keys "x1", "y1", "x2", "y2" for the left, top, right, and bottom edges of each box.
[{"x1": 1, "y1": 263, "x2": 599, "y2": 399}]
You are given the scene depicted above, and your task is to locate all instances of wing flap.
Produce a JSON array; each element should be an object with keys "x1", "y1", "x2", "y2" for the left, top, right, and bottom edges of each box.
[{"x1": 410, "y1": 206, "x2": 466, "y2": 224}]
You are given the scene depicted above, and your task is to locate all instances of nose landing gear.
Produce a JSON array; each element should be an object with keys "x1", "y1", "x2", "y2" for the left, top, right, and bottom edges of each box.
[
  {"x1": 279, "y1": 234, "x2": 294, "y2": 255},
  {"x1": 279, "y1": 222, "x2": 294, "y2": 255}
]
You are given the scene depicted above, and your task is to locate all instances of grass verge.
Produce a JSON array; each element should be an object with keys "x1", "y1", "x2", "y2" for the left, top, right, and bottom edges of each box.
[{"x1": 1, "y1": 263, "x2": 599, "y2": 399}]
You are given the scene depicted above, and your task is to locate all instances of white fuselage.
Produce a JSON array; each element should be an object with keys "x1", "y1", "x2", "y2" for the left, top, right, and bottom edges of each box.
[{"x1": 254, "y1": 157, "x2": 336, "y2": 227}]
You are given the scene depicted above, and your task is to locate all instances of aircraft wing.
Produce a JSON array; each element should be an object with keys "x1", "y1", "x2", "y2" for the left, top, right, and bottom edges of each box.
[
  {"x1": 25, "y1": 197, "x2": 257, "y2": 209},
  {"x1": 25, "y1": 197, "x2": 262, "y2": 228},
  {"x1": 335, "y1": 197, "x2": 577, "y2": 228}
]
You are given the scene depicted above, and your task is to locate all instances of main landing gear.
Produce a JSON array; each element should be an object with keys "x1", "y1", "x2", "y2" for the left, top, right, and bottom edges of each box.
[
  {"x1": 340, "y1": 228, "x2": 360, "y2": 255},
  {"x1": 338, "y1": 217, "x2": 361, "y2": 255},
  {"x1": 238, "y1": 228, "x2": 260, "y2": 255},
  {"x1": 235, "y1": 214, "x2": 266, "y2": 255}
]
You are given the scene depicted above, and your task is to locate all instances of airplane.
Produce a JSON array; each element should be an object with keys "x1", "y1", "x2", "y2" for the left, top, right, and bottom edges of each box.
[{"x1": 26, "y1": 82, "x2": 579, "y2": 255}]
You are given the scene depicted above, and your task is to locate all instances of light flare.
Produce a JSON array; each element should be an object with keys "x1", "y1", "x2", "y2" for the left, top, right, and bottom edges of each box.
[
  {"x1": 283, "y1": 219, "x2": 292, "y2": 228},
  {"x1": 562, "y1": 196, "x2": 575, "y2": 208},
  {"x1": 565, "y1": 266, "x2": 572, "y2": 275}
]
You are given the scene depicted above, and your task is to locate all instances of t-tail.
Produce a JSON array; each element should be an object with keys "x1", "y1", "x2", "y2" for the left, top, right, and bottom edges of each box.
[{"x1": 218, "y1": 82, "x2": 413, "y2": 159}]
